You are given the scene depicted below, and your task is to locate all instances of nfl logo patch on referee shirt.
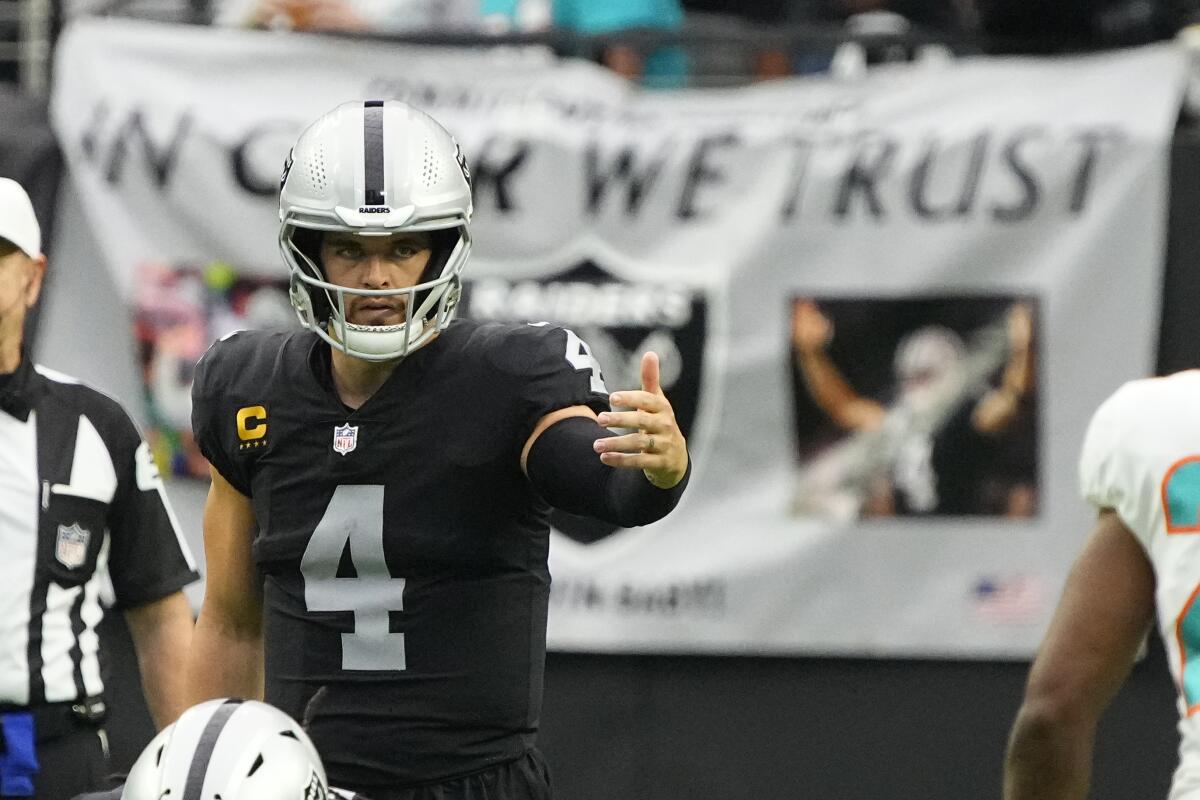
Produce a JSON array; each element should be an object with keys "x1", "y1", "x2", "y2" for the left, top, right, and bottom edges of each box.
[
  {"x1": 55, "y1": 523, "x2": 90, "y2": 569},
  {"x1": 333, "y1": 424, "x2": 358, "y2": 456}
]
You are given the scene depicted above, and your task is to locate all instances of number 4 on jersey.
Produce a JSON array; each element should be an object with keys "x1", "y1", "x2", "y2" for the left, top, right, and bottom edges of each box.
[
  {"x1": 563, "y1": 328, "x2": 607, "y2": 394},
  {"x1": 528, "y1": 323, "x2": 607, "y2": 394},
  {"x1": 300, "y1": 485, "x2": 407, "y2": 671}
]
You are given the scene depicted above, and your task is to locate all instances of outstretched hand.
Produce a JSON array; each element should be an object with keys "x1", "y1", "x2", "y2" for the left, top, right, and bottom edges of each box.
[{"x1": 593, "y1": 352, "x2": 689, "y2": 489}]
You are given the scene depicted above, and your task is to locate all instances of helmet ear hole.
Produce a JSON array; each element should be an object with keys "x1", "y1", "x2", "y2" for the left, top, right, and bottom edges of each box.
[{"x1": 289, "y1": 276, "x2": 321, "y2": 327}]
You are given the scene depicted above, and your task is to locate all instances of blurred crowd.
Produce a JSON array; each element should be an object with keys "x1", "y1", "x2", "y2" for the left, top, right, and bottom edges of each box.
[
  {"x1": 207, "y1": 0, "x2": 1200, "y2": 84},
  {"x1": 2, "y1": 0, "x2": 1200, "y2": 88}
]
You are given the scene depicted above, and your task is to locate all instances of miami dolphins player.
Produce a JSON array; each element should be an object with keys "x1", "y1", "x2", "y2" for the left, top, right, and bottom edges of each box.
[{"x1": 1005, "y1": 372, "x2": 1200, "y2": 797}]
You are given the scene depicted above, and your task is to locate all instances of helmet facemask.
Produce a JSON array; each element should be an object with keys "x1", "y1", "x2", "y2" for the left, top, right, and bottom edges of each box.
[{"x1": 281, "y1": 220, "x2": 470, "y2": 362}]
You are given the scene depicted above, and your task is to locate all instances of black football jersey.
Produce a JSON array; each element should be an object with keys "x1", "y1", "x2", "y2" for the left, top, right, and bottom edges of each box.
[{"x1": 191, "y1": 320, "x2": 609, "y2": 789}]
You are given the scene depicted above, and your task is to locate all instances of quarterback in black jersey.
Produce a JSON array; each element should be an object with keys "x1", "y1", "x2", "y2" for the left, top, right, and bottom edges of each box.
[{"x1": 186, "y1": 101, "x2": 690, "y2": 797}]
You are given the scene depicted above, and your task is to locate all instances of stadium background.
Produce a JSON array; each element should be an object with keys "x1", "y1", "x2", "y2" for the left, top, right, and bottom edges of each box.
[{"x1": 4, "y1": 0, "x2": 1200, "y2": 796}]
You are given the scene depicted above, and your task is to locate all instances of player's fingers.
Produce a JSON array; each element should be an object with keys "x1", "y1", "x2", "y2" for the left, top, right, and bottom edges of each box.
[
  {"x1": 608, "y1": 390, "x2": 665, "y2": 414},
  {"x1": 596, "y1": 409, "x2": 671, "y2": 432},
  {"x1": 641, "y1": 351, "x2": 661, "y2": 395},
  {"x1": 598, "y1": 450, "x2": 661, "y2": 470},
  {"x1": 593, "y1": 431, "x2": 658, "y2": 455}
]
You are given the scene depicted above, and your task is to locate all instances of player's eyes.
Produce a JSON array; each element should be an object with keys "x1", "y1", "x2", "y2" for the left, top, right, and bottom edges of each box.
[{"x1": 328, "y1": 241, "x2": 424, "y2": 260}]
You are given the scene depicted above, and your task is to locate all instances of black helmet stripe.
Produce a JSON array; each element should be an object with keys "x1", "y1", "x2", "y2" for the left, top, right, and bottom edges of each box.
[
  {"x1": 363, "y1": 99, "x2": 386, "y2": 207},
  {"x1": 182, "y1": 698, "x2": 244, "y2": 800}
]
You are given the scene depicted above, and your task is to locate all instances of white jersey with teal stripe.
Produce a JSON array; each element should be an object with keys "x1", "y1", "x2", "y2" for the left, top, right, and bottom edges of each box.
[{"x1": 1081, "y1": 370, "x2": 1200, "y2": 799}]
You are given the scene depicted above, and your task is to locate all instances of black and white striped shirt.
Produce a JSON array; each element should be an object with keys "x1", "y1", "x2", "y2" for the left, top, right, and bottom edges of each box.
[{"x1": 0, "y1": 354, "x2": 198, "y2": 707}]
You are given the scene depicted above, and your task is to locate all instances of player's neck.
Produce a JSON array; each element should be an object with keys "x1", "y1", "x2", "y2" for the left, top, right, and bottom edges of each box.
[{"x1": 329, "y1": 348, "x2": 400, "y2": 410}]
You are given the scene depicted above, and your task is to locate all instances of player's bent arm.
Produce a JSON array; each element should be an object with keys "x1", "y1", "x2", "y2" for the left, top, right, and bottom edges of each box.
[
  {"x1": 187, "y1": 465, "x2": 265, "y2": 705},
  {"x1": 522, "y1": 409, "x2": 690, "y2": 528},
  {"x1": 125, "y1": 591, "x2": 194, "y2": 729},
  {"x1": 1003, "y1": 509, "x2": 1155, "y2": 800}
]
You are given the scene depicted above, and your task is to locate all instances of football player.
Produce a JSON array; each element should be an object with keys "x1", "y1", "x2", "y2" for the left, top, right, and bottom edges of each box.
[
  {"x1": 184, "y1": 100, "x2": 690, "y2": 797},
  {"x1": 1004, "y1": 373, "x2": 1195, "y2": 797}
]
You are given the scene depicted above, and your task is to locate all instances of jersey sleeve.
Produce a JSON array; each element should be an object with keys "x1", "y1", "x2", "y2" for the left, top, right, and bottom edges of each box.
[
  {"x1": 191, "y1": 334, "x2": 254, "y2": 496},
  {"x1": 1078, "y1": 382, "x2": 1155, "y2": 548},
  {"x1": 493, "y1": 323, "x2": 612, "y2": 445},
  {"x1": 103, "y1": 407, "x2": 200, "y2": 608}
]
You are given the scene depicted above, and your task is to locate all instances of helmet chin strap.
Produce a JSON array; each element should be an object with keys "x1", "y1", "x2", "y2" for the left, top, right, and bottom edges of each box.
[
  {"x1": 328, "y1": 268, "x2": 453, "y2": 360},
  {"x1": 342, "y1": 321, "x2": 423, "y2": 359}
]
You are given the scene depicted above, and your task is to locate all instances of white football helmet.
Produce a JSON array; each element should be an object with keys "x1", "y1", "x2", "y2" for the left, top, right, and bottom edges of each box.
[
  {"x1": 122, "y1": 699, "x2": 329, "y2": 800},
  {"x1": 279, "y1": 99, "x2": 474, "y2": 361}
]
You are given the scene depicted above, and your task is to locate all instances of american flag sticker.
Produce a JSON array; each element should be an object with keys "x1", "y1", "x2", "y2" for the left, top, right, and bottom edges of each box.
[
  {"x1": 971, "y1": 575, "x2": 1043, "y2": 624},
  {"x1": 333, "y1": 423, "x2": 359, "y2": 456}
]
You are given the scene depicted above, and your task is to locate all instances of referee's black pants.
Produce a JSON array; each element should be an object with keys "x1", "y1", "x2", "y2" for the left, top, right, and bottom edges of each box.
[{"x1": 0, "y1": 711, "x2": 111, "y2": 800}]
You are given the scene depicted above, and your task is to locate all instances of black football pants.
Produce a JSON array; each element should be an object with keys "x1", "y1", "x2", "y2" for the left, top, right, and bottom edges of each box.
[{"x1": 343, "y1": 749, "x2": 552, "y2": 800}]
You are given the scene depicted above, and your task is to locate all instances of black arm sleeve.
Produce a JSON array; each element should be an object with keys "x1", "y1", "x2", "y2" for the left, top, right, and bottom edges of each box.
[{"x1": 526, "y1": 416, "x2": 690, "y2": 528}]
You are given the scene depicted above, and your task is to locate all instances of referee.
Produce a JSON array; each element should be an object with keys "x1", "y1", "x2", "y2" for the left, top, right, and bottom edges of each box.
[{"x1": 0, "y1": 178, "x2": 199, "y2": 799}]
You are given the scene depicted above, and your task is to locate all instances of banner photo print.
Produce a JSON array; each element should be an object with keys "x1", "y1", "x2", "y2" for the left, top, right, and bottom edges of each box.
[{"x1": 51, "y1": 18, "x2": 1184, "y2": 656}]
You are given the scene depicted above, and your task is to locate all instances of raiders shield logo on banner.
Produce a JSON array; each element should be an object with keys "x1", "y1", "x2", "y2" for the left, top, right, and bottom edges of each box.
[
  {"x1": 55, "y1": 523, "x2": 91, "y2": 569},
  {"x1": 464, "y1": 260, "x2": 707, "y2": 543}
]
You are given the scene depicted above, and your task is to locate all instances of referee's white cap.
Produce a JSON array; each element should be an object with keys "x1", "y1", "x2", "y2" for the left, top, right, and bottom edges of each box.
[{"x1": 0, "y1": 177, "x2": 41, "y2": 258}]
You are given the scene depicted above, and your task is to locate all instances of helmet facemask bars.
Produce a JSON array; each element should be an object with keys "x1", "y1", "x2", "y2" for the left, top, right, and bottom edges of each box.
[{"x1": 280, "y1": 220, "x2": 470, "y2": 361}]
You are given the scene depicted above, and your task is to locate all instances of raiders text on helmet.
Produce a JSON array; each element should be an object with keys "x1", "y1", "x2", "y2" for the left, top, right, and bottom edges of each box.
[{"x1": 279, "y1": 100, "x2": 474, "y2": 361}]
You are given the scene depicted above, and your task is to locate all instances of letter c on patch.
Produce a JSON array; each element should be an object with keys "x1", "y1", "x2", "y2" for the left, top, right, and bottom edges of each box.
[{"x1": 237, "y1": 405, "x2": 268, "y2": 441}]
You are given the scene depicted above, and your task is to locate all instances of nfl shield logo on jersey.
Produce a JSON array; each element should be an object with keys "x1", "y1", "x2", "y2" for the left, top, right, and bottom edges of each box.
[
  {"x1": 55, "y1": 523, "x2": 90, "y2": 569},
  {"x1": 333, "y1": 423, "x2": 359, "y2": 456}
]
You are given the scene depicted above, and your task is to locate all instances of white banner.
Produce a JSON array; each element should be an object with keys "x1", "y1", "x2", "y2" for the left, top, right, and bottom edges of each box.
[{"x1": 51, "y1": 18, "x2": 1184, "y2": 656}]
